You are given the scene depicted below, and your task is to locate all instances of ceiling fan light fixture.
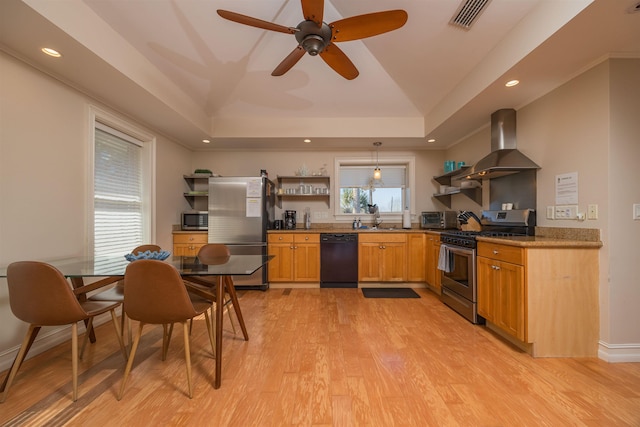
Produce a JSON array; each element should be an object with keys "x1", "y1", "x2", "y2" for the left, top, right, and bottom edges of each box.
[{"x1": 301, "y1": 35, "x2": 325, "y2": 55}]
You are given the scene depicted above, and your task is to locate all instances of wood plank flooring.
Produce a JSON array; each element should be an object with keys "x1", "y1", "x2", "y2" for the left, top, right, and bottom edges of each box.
[{"x1": 1, "y1": 288, "x2": 639, "y2": 426}]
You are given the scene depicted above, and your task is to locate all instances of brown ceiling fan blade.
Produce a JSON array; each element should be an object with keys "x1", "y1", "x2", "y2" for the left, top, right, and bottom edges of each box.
[
  {"x1": 330, "y1": 10, "x2": 408, "y2": 42},
  {"x1": 319, "y1": 43, "x2": 359, "y2": 80},
  {"x1": 272, "y1": 46, "x2": 306, "y2": 76},
  {"x1": 301, "y1": 0, "x2": 324, "y2": 27},
  {"x1": 217, "y1": 10, "x2": 296, "y2": 34}
]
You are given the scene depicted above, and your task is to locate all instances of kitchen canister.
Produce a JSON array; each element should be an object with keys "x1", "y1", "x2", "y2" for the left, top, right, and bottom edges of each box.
[
  {"x1": 444, "y1": 160, "x2": 455, "y2": 173},
  {"x1": 457, "y1": 161, "x2": 465, "y2": 169}
]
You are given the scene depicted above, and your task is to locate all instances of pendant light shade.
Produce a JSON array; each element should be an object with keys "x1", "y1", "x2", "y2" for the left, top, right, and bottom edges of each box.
[{"x1": 373, "y1": 142, "x2": 382, "y2": 179}]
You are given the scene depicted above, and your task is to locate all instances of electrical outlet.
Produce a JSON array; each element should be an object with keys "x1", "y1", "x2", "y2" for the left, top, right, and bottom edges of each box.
[
  {"x1": 555, "y1": 205, "x2": 578, "y2": 219},
  {"x1": 546, "y1": 206, "x2": 555, "y2": 219},
  {"x1": 587, "y1": 204, "x2": 598, "y2": 220}
]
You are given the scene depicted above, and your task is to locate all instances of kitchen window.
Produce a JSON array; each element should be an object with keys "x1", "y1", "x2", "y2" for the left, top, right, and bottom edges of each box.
[
  {"x1": 90, "y1": 107, "x2": 155, "y2": 262},
  {"x1": 335, "y1": 157, "x2": 415, "y2": 219}
]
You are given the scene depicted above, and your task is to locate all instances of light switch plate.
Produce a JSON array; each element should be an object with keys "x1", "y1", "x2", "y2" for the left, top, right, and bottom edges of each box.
[
  {"x1": 587, "y1": 204, "x2": 598, "y2": 220},
  {"x1": 555, "y1": 205, "x2": 578, "y2": 219},
  {"x1": 634, "y1": 204, "x2": 640, "y2": 220},
  {"x1": 546, "y1": 206, "x2": 555, "y2": 219}
]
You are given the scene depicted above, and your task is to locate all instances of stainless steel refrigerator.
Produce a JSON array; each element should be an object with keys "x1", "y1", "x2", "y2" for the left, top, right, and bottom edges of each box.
[{"x1": 208, "y1": 176, "x2": 275, "y2": 290}]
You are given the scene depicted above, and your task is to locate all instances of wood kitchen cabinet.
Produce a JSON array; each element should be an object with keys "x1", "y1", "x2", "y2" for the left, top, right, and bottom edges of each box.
[
  {"x1": 477, "y1": 251, "x2": 525, "y2": 341},
  {"x1": 358, "y1": 233, "x2": 406, "y2": 282},
  {"x1": 425, "y1": 232, "x2": 442, "y2": 293},
  {"x1": 172, "y1": 232, "x2": 207, "y2": 257},
  {"x1": 267, "y1": 233, "x2": 320, "y2": 282},
  {"x1": 477, "y1": 240, "x2": 600, "y2": 357},
  {"x1": 406, "y1": 233, "x2": 426, "y2": 282}
]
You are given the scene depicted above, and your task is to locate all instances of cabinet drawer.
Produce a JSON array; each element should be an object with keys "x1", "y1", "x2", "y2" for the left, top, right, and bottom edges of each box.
[
  {"x1": 268, "y1": 233, "x2": 294, "y2": 243},
  {"x1": 294, "y1": 233, "x2": 319, "y2": 243},
  {"x1": 358, "y1": 233, "x2": 407, "y2": 243},
  {"x1": 478, "y1": 243, "x2": 524, "y2": 265},
  {"x1": 173, "y1": 233, "x2": 207, "y2": 244}
]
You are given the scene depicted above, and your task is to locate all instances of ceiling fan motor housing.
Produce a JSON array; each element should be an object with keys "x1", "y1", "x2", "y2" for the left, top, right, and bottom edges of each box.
[{"x1": 295, "y1": 20, "x2": 332, "y2": 55}]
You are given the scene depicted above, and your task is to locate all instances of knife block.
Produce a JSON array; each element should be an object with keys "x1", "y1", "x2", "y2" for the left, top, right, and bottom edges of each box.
[{"x1": 460, "y1": 217, "x2": 482, "y2": 232}]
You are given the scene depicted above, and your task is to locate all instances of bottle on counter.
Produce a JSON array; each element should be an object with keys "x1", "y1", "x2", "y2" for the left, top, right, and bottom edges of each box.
[
  {"x1": 357, "y1": 217, "x2": 361, "y2": 229},
  {"x1": 353, "y1": 218, "x2": 358, "y2": 229}
]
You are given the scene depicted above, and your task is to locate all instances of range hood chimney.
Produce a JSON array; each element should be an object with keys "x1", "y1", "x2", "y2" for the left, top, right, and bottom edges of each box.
[{"x1": 464, "y1": 109, "x2": 540, "y2": 179}]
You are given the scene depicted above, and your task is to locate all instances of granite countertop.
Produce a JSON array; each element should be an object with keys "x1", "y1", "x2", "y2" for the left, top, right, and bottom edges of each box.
[
  {"x1": 173, "y1": 226, "x2": 601, "y2": 248},
  {"x1": 268, "y1": 228, "x2": 426, "y2": 234},
  {"x1": 476, "y1": 235, "x2": 602, "y2": 249}
]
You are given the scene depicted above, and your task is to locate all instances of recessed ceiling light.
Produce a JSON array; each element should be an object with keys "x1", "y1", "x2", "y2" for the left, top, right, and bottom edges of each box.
[
  {"x1": 202, "y1": 139, "x2": 210, "y2": 144},
  {"x1": 426, "y1": 138, "x2": 436, "y2": 143},
  {"x1": 505, "y1": 79, "x2": 519, "y2": 87},
  {"x1": 304, "y1": 138, "x2": 311, "y2": 143},
  {"x1": 41, "y1": 47, "x2": 62, "y2": 58}
]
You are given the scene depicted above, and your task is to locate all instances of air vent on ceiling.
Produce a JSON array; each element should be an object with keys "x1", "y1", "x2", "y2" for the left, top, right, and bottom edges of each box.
[{"x1": 449, "y1": 0, "x2": 492, "y2": 29}]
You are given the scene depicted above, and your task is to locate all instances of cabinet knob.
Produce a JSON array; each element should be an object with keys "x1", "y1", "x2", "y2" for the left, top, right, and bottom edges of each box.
[
  {"x1": 305, "y1": 236, "x2": 309, "y2": 240},
  {"x1": 493, "y1": 250, "x2": 499, "y2": 254}
]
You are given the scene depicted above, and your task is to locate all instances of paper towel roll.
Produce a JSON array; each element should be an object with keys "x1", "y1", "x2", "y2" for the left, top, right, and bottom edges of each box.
[{"x1": 402, "y1": 209, "x2": 411, "y2": 229}]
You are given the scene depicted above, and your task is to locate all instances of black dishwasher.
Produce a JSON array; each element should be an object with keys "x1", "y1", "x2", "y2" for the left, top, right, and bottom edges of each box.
[{"x1": 320, "y1": 233, "x2": 358, "y2": 288}]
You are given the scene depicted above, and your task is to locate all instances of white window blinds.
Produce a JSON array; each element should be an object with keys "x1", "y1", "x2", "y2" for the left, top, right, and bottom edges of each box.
[
  {"x1": 94, "y1": 123, "x2": 143, "y2": 258},
  {"x1": 340, "y1": 165, "x2": 406, "y2": 187}
]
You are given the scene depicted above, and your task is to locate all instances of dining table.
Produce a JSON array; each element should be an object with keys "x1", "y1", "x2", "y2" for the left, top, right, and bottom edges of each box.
[{"x1": 0, "y1": 253, "x2": 272, "y2": 390}]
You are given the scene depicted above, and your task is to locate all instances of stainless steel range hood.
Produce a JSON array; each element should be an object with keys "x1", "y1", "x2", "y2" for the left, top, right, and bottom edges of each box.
[{"x1": 464, "y1": 109, "x2": 540, "y2": 179}]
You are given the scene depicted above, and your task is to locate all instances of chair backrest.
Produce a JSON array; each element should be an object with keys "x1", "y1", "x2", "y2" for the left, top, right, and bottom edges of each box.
[
  {"x1": 131, "y1": 244, "x2": 161, "y2": 254},
  {"x1": 6, "y1": 261, "x2": 88, "y2": 325},
  {"x1": 197, "y1": 244, "x2": 231, "y2": 265},
  {"x1": 123, "y1": 259, "x2": 198, "y2": 324}
]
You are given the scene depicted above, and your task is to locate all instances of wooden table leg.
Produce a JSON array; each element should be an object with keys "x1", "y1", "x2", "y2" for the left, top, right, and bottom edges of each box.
[
  {"x1": 214, "y1": 275, "x2": 223, "y2": 389},
  {"x1": 0, "y1": 326, "x2": 41, "y2": 392},
  {"x1": 224, "y1": 277, "x2": 249, "y2": 341}
]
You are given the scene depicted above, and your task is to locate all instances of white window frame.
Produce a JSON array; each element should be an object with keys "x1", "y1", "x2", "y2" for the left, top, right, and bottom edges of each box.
[
  {"x1": 334, "y1": 156, "x2": 415, "y2": 223},
  {"x1": 87, "y1": 106, "x2": 156, "y2": 256}
]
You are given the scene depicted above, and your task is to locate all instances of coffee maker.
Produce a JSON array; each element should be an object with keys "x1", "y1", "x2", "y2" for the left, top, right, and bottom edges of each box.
[{"x1": 284, "y1": 210, "x2": 296, "y2": 230}]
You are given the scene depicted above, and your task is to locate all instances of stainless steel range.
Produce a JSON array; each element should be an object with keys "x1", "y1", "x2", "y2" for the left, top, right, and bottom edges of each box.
[{"x1": 438, "y1": 209, "x2": 535, "y2": 324}]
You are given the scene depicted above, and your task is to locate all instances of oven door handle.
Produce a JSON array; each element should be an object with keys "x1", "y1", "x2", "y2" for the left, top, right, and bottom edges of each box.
[{"x1": 441, "y1": 244, "x2": 475, "y2": 256}]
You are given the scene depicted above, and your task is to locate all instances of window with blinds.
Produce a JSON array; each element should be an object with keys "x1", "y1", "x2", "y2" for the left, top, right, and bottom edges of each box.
[
  {"x1": 338, "y1": 165, "x2": 406, "y2": 214},
  {"x1": 94, "y1": 123, "x2": 144, "y2": 259}
]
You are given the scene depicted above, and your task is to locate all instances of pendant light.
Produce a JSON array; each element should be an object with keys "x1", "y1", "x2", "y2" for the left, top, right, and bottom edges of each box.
[{"x1": 373, "y1": 142, "x2": 382, "y2": 180}]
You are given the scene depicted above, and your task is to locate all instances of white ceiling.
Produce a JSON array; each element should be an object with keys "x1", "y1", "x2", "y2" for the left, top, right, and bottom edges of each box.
[{"x1": 1, "y1": 0, "x2": 639, "y2": 151}]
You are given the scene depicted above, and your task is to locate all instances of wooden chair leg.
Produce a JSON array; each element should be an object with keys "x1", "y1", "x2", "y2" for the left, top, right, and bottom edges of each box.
[
  {"x1": 109, "y1": 309, "x2": 128, "y2": 361},
  {"x1": 1, "y1": 324, "x2": 39, "y2": 403},
  {"x1": 118, "y1": 322, "x2": 144, "y2": 401},
  {"x1": 79, "y1": 317, "x2": 94, "y2": 359},
  {"x1": 162, "y1": 324, "x2": 172, "y2": 361},
  {"x1": 182, "y1": 322, "x2": 193, "y2": 399},
  {"x1": 71, "y1": 323, "x2": 79, "y2": 402},
  {"x1": 203, "y1": 310, "x2": 216, "y2": 358},
  {"x1": 225, "y1": 296, "x2": 237, "y2": 334}
]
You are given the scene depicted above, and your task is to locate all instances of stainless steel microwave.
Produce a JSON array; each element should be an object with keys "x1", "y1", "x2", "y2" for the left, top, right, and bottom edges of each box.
[
  {"x1": 181, "y1": 211, "x2": 208, "y2": 230},
  {"x1": 420, "y1": 211, "x2": 458, "y2": 229}
]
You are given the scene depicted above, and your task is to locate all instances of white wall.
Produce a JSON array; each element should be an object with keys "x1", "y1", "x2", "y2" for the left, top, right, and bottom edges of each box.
[
  {"x1": 447, "y1": 58, "x2": 640, "y2": 361},
  {"x1": 608, "y1": 59, "x2": 640, "y2": 347},
  {"x1": 0, "y1": 52, "x2": 192, "y2": 368},
  {"x1": 191, "y1": 149, "x2": 453, "y2": 225}
]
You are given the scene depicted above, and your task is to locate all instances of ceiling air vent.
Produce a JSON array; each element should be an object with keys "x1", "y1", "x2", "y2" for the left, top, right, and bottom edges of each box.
[{"x1": 450, "y1": 0, "x2": 492, "y2": 29}]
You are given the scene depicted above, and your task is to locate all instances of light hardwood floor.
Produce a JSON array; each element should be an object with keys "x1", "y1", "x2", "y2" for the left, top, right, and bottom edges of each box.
[{"x1": 1, "y1": 288, "x2": 639, "y2": 426}]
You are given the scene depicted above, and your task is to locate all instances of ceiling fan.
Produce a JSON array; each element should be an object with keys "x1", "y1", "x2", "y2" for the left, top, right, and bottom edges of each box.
[{"x1": 217, "y1": 0, "x2": 408, "y2": 80}]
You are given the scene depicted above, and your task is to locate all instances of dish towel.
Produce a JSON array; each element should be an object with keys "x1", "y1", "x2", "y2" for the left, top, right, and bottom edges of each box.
[{"x1": 437, "y1": 245, "x2": 454, "y2": 273}]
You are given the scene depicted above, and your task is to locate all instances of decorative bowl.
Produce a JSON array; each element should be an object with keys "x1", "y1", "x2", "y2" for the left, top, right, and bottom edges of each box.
[{"x1": 124, "y1": 250, "x2": 171, "y2": 262}]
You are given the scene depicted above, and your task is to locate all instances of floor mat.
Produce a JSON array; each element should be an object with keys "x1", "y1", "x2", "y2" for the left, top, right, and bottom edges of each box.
[{"x1": 361, "y1": 288, "x2": 420, "y2": 298}]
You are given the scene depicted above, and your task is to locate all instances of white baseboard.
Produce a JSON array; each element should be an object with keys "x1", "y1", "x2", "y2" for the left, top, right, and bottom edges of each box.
[
  {"x1": 0, "y1": 310, "x2": 118, "y2": 373},
  {"x1": 598, "y1": 341, "x2": 640, "y2": 363}
]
